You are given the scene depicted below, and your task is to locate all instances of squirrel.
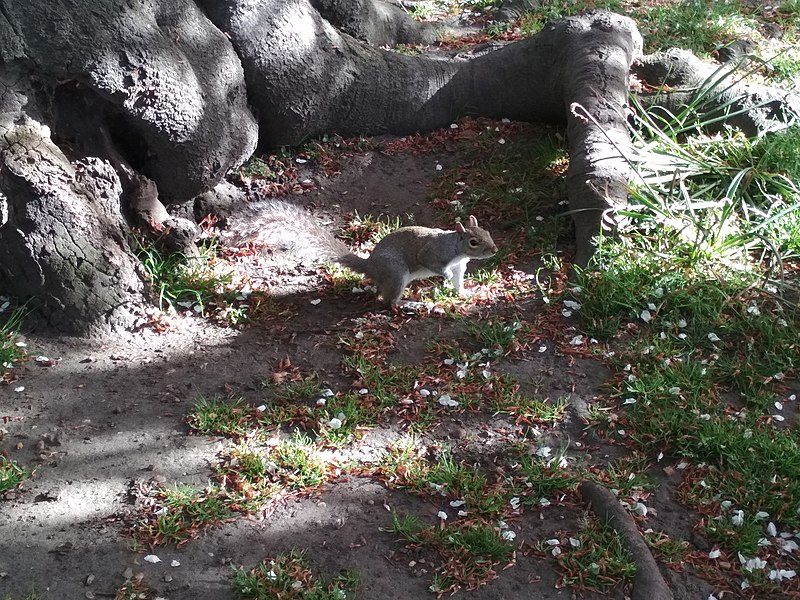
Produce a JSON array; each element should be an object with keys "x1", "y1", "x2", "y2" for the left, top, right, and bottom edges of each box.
[{"x1": 222, "y1": 200, "x2": 498, "y2": 304}]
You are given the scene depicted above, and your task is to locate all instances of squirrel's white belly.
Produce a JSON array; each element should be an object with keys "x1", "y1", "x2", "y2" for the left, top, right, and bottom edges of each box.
[{"x1": 409, "y1": 268, "x2": 439, "y2": 281}]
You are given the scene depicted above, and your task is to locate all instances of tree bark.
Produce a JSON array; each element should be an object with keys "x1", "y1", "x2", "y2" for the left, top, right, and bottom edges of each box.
[
  {"x1": 633, "y1": 48, "x2": 800, "y2": 136},
  {"x1": 204, "y1": 2, "x2": 641, "y2": 266},
  {"x1": 0, "y1": 66, "x2": 145, "y2": 335},
  {"x1": 309, "y1": 0, "x2": 439, "y2": 46},
  {"x1": 3, "y1": 0, "x2": 792, "y2": 335},
  {"x1": 0, "y1": 0, "x2": 257, "y2": 333}
]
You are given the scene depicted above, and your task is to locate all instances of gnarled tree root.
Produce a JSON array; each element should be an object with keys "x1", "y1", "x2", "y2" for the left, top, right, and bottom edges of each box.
[{"x1": 579, "y1": 480, "x2": 674, "y2": 600}]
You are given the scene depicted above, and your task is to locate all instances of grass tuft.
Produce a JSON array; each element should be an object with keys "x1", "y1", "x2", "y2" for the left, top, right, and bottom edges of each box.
[
  {"x1": 233, "y1": 549, "x2": 359, "y2": 600},
  {"x1": 0, "y1": 457, "x2": 30, "y2": 494}
]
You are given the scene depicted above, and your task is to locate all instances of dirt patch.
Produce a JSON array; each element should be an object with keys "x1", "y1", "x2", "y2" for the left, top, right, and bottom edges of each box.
[{"x1": 1, "y1": 146, "x2": 712, "y2": 600}]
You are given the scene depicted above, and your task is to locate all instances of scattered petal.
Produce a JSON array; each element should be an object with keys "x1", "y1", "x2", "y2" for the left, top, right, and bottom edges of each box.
[
  {"x1": 709, "y1": 549, "x2": 721, "y2": 559},
  {"x1": 144, "y1": 555, "x2": 161, "y2": 564},
  {"x1": 569, "y1": 335, "x2": 584, "y2": 346},
  {"x1": 327, "y1": 418, "x2": 342, "y2": 429},
  {"x1": 310, "y1": 299, "x2": 321, "y2": 306},
  {"x1": 437, "y1": 394, "x2": 459, "y2": 407},
  {"x1": 769, "y1": 569, "x2": 797, "y2": 581},
  {"x1": 707, "y1": 332, "x2": 721, "y2": 342}
]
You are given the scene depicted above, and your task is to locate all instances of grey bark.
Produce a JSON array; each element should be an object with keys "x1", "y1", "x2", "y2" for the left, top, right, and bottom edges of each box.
[
  {"x1": 204, "y1": 2, "x2": 641, "y2": 267},
  {"x1": 310, "y1": 0, "x2": 439, "y2": 46},
  {"x1": 0, "y1": 0, "x2": 257, "y2": 333},
  {"x1": 0, "y1": 66, "x2": 144, "y2": 335},
  {"x1": 4, "y1": 0, "x2": 790, "y2": 336},
  {"x1": 633, "y1": 49, "x2": 800, "y2": 136},
  {"x1": 0, "y1": 0, "x2": 257, "y2": 200}
]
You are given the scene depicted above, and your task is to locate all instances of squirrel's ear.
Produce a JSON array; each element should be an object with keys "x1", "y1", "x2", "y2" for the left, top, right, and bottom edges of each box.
[
  {"x1": 455, "y1": 222, "x2": 466, "y2": 233},
  {"x1": 468, "y1": 215, "x2": 478, "y2": 227}
]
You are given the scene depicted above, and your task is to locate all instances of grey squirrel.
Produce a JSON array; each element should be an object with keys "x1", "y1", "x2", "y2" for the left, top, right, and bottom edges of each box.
[{"x1": 224, "y1": 200, "x2": 498, "y2": 304}]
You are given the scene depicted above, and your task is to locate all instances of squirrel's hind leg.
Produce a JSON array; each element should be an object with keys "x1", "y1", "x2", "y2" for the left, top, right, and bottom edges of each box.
[{"x1": 377, "y1": 271, "x2": 410, "y2": 305}]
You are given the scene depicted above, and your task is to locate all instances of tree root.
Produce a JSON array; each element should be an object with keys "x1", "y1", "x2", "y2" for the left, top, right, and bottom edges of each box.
[{"x1": 579, "y1": 480, "x2": 674, "y2": 600}]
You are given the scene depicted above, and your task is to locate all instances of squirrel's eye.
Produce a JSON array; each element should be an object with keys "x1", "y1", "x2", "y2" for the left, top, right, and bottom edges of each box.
[{"x1": 469, "y1": 239, "x2": 478, "y2": 247}]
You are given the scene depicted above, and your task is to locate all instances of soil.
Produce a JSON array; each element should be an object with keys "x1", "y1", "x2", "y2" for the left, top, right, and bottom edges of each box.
[{"x1": 0, "y1": 145, "x2": 715, "y2": 600}]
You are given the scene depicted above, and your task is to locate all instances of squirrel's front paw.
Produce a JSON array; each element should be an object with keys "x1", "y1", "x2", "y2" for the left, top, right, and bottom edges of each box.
[{"x1": 458, "y1": 287, "x2": 474, "y2": 298}]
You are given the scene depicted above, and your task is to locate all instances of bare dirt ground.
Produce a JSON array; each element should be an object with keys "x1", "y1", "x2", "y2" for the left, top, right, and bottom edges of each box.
[{"x1": 0, "y1": 145, "x2": 714, "y2": 600}]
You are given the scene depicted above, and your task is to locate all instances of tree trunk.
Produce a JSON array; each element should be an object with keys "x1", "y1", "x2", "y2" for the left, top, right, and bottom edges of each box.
[
  {"x1": 2, "y1": 0, "x2": 793, "y2": 335},
  {"x1": 0, "y1": 0, "x2": 257, "y2": 333},
  {"x1": 203, "y1": 1, "x2": 641, "y2": 267},
  {"x1": 309, "y1": 0, "x2": 440, "y2": 46},
  {"x1": 0, "y1": 66, "x2": 145, "y2": 335}
]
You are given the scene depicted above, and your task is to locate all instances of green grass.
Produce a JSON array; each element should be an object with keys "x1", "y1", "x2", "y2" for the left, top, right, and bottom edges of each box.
[
  {"x1": 491, "y1": 0, "x2": 785, "y2": 57},
  {"x1": 515, "y1": 449, "x2": 581, "y2": 500},
  {"x1": 187, "y1": 396, "x2": 254, "y2": 437},
  {"x1": 386, "y1": 512, "x2": 514, "y2": 595},
  {"x1": 270, "y1": 432, "x2": 329, "y2": 489},
  {"x1": 549, "y1": 517, "x2": 637, "y2": 594},
  {"x1": 487, "y1": 382, "x2": 568, "y2": 424},
  {"x1": 233, "y1": 549, "x2": 359, "y2": 600},
  {"x1": 143, "y1": 484, "x2": 232, "y2": 546},
  {"x1": 0, "y1": 304, "x2": 26, "y2": 377},
  {"x1": 644, "y1": 531, "x2": 690, "y2": 565},
  {"x1": 461, "y1": 316, "x2": 526, "y2": 357},
  {"x1": 566, "y1": 59, "x2": 800, "y2": 594},
  {"x1": 115, "y1": 579, "x2": 154, "y2": 600},
  {"x1": 0, "y1": 457, "x2": 30, "y2": 493},
  {"x1": 337, "y1": 213, "x2": 405, "y2": 249},
  {"x1": 432, "y1": 130, "x2": 569, "y2": 248},
  {"x1": 136, "y1": 239, "x2": 240, "y2": 318},
  {"x1": 418, "y1": 454, "x2": 509, "y2": 516}
]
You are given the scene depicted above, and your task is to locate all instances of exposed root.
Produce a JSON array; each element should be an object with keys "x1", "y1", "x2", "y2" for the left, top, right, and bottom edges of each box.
[{"x1": 579, "y1": 480, "x2": 674, "y2": 600}]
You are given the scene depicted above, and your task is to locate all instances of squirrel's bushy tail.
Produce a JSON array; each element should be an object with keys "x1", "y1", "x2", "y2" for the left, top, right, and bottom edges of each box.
[
  {"x1": 223, "y1": 199, "x2": 352, "y2": 263},
  {"x1": 336, "y1": 252, "x2": 369, "y2": 274}
]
